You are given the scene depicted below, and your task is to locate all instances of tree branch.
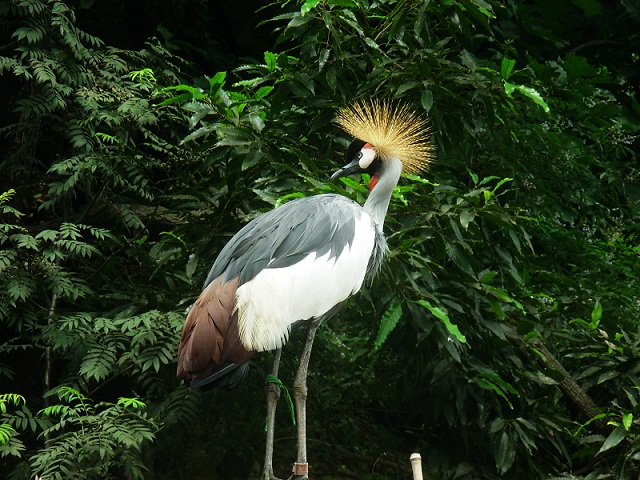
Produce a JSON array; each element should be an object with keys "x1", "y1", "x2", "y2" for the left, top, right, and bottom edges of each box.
[{"x1": 505, "y1": 326, "x2": 613, "y2": 434}]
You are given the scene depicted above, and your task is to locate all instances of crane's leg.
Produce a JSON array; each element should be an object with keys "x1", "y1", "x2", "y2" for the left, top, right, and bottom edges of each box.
[
  {"x1": 289, "y1": 321, "x2": 320, "y2": 480},
  {"x1": 264, "y1": 348, "x2": 283, "y2": 480}
]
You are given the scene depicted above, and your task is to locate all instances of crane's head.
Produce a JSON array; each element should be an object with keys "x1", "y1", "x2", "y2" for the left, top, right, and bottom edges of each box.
[{"x1": 332, "y1": 100, "x2": 434, "y2": 188}]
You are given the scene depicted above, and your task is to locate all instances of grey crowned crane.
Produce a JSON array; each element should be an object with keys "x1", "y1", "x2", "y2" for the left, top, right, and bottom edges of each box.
[{"x1": 177, "y1": 100, "x2": 433, "y2": 479}]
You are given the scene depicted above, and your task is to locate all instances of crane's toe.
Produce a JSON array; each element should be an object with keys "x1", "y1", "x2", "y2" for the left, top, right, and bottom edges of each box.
[{"x1": 264, "y1": 468, "x2": 283, "y2": 480}]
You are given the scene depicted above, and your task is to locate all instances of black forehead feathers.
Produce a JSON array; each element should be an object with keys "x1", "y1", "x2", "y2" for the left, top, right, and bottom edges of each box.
[
  {"x1": 345, "y1": 138, "x2": 367, "y2": 163},
  {"x1": 368, "y1": 157, "x2": 382, "y2": 172}
]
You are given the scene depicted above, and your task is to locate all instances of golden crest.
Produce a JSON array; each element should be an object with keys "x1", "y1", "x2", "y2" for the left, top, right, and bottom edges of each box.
[{"x1": 337, "y1": 100, "x2": 434, "y2": 175}]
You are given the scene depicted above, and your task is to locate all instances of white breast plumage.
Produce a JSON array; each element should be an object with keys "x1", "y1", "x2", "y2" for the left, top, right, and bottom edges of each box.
[{"x1": 235, "y1": 212, "x2": 376, "y2": 352}]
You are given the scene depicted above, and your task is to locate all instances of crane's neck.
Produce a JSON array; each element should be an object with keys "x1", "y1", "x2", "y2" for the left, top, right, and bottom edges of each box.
[{"x1": 363, "y1": 157, "x2": 402, "y2": 231}]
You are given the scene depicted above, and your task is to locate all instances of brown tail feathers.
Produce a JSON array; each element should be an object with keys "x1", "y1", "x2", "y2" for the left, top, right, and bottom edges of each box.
[{"x1": 177, "y1": 275, "x2": 255, "y2": 386}]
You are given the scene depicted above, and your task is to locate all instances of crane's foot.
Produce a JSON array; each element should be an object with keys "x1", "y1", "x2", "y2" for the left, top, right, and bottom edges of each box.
[{"x1": 263, "y1": 467, "x2": 284, "y2": 480}]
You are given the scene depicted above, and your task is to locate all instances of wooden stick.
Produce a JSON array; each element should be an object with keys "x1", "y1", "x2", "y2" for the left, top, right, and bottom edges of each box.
[{"x1": 410, "y1": 453, "x2": 423, "y2": 480}]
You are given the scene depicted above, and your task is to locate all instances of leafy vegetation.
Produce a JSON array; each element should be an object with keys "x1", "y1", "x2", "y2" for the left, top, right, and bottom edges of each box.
[{"x1": 0, "y1": 0, "x2": 638, "y2": 479}]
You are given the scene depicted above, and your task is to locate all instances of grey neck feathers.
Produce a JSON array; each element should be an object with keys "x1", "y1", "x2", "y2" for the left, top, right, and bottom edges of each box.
[{"x1": 363, "y1": 157, "x2": 402, "y2": 231}]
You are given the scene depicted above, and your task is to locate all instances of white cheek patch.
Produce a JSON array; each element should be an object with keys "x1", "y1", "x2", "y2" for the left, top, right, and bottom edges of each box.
[{"x1": 358, "y1": 147, "x2": 376, "y2": 169}]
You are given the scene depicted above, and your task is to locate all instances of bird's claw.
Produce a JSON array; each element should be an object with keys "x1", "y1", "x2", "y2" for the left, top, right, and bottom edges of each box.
[
  {"x1": 264, "y1": 473, "x2": 283, "y2": 480},
  {"x1": 263, "y1": 466, "x2": 284, "y2": 480}
]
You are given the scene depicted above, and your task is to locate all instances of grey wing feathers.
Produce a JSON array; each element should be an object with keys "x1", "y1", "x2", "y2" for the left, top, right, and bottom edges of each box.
[{"x1": 205, "y1": 194, "x2": 363, "y2": 287}]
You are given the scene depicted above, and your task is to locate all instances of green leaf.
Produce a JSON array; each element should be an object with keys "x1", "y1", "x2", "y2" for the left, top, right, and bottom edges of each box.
[
  {"x1": 159, "y1": 92, "x2": 195, "y2": 106},
  {"x1": 496, "y1": 431, "x2": 516, "y2": 474},
  {"x1": 416, "y1": 300, "x2": 467, "y2": 344},
  {"x1": 479, "y1": 269, "x2": 498, "y2": 283},
  {"x1": 466, "y1": 168, "x2": 479, "y2": 184},
  {"x1": 445, "y1": 242, "x2": 475, "y2": 277},
  {"x1": 242, "y1": 150, "x2": 264, "y2": 171},
  {"x1": 208, "y1": 71, "x2": 226, "y2": 97},
  {"x1": 275, "y1": 192, "x2": 305, "y2": 207},
  {"x1": 460, "y1": 209, "x2": 475, "y2": 229},
  {"x1": 590, "y1": 300, "x2": 602, "y2": 329},
  {"x1": 508, "y1": 229, "x2": 522, "y2": 254},
  {"x1": 337, "y1": 176, "x2": 367, "y2": 193},
  {"x1": 186, "y1": 253, "x2": 198, "y2": 279},
  {"x1": 161, "y1": 84, "x2": 207, "y2": 103},
  {"x1": 476, "y1": 376, "x2": 514, "y2": 408},
  {"x1": 504, "y1": 81, "x2": 551, "y2": 113},
  {"x1": 469, "y1": 0, "x2": 495, "y2": 18},
  {"x1": 7, "y1": 279, "x2": 33, "y2": 303},
  {"x1": 12, "y1": 233, "x2": 38, "y2": 250},
  {"x1": 623, "y1": 413, "x2": 633, "y2": 431},
  {"x1": 328, "y1": 0, "x2": 357, "y2": 6},
  {"x1": 0, "y1": 394, "x2": 25, "y2": 412},
  {"x1": 117, "y1": 397, "x2": 146, "y2": 409},
  {"x1": 396, "y1": 81, "x2": 416, "y2": 95},
  {"x1": 129, "y1": 67, "x2": 155, "y2": 84},
  {"x1": 338, "y1": 9, "x2": 364, "y2": 36},
  {"x1": 182, "y1": 126, "x2": 215, "y2": 143},
  {"x1": 373, "y1": 303, "x2": 402, "y2": 350},
  {"x1": 571, "y1": 0, "x2": 602, "y2": 16},
  {"x1": 492, "y1": 177, "x2": 513, "y2": 193},
  {"x1": 0, "y1": 423, "x2": 17, "y2": 445},
  {"x1": 364, "y1": 37, "x2": 380, "y2": 51},
  {"x1": 573, "y1": 413, "x2": 611, "y2": 437},
  {"x1": 461, "y1": 50, "x2": 477, "y2": 72},
  {"x1": 501, "y1": 58, "x2": 516, "y2": 80},
  {"x1": 301, "y1": 0, "x2": 322, "y2": 16},
  {"x1": 249, "y1": 113, "x2": 265, "y2": 132},
  {"x1": 421, "y1": 88, "x2": 433, "y2": 113},
  {"x1": 598, "y1": 424, "x2": 627, "y2": 454},
  {"x1": 0, "y1": 189, "x2": 16, "y2": 205},
  {"x1": 264, "y1": 52, "x2": 277, "y2": 72},
  {"x1": 255, "y1": 86, "x2": 274, "y2": 100}
]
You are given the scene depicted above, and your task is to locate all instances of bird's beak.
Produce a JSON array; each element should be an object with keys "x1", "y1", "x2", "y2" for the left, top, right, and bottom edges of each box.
[{"x1": 331, "y1": 158, "x2": 363, "y2": 180}]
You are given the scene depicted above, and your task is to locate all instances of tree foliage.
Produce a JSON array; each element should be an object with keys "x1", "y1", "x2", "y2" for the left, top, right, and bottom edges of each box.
[{"x1": 0, "y1": 0, "x2": 638, "y2": 479}]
